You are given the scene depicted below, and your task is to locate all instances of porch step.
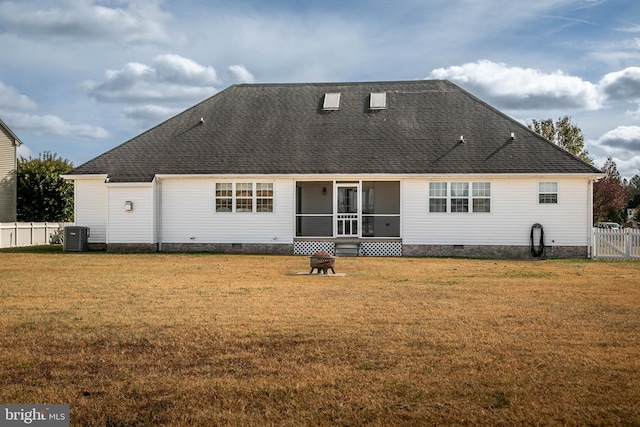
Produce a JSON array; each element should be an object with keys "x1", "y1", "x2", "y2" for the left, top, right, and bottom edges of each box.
[{"x1": 335, "y1": 242, "x2": 360, "y2": 257}]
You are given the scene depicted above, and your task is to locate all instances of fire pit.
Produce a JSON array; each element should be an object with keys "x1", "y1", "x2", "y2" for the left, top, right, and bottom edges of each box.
[{"x1": 308, "y1": 251, "x2": 336, "y2": 274}]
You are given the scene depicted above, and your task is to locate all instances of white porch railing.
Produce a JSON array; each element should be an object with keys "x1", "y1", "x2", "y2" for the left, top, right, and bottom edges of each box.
[
  {"x1": 0, "y1": 222, "x2": 73, "y2": 248},
  {"x1": 592, "y1": 227, "x2": 640, "y2": 260}
]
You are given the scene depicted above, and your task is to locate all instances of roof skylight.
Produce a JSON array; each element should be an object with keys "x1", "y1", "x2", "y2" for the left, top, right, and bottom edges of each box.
[
  {"x1": 322, "y1": 93, "x2": 341, "y2": 110},
  {"x1": 369, "y1": 92, "x2": 387, "y2": 110}
]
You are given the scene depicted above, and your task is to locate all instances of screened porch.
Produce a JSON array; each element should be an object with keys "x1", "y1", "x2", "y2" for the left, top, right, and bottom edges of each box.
[{"x1": 295, "y1": 181, "x2": 401, "y2": 238}]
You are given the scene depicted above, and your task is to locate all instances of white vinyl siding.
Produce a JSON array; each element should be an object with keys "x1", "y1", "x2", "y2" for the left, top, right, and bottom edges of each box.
[
  {"x1": 161, "y1": 178, "x2": 293, "y2": 244},
  {"x1": 74, "y1": 179, "x2": 108, "y2": 243},
  {"x1": 107, "y1": 184, "x2": 155, "y2": 243},
  {"x1": 404, "y1": 177, "x2": 590, "y2": 247},
  {"x1": 70, "y1": 174, "x2": 591, "y2": 251},
  {"x1": 0, "y1": 129, "x2": 17, "y2": 222}
]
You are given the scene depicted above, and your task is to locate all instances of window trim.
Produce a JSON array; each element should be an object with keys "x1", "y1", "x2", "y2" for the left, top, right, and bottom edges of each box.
[
  {"x1": 538, "y1": 181, "x2": 558, "y2": 205},
  {"x1": 450, "y1": 182, "x2": 469, "y2": 213},
  {"x1": 472, "y1": 182, "x2": 491, "y2": 213},
  {"x1": 255, "y1": 182, "x2": 274, "y2": 213},
  {"x1": 215, "y1": 182, "x2": 274, "y2": 213},
  {"x1": 428, "y1": 182, "x2": 448, "y2": 213}
]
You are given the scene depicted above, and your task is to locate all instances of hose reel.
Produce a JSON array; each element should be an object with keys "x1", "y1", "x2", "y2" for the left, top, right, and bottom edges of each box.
[{"x1": 530, "y1": 223, "x2": 545, "y2": 258}]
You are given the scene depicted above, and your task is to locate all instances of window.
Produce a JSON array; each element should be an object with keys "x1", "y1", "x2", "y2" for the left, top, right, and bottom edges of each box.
[
  {"x1": 215, "y1": 183, "x2": 233, "y2": 212},
  {"x1": 429, "y1": 182, "x2": 447, "y2": 212},
  {"x1": 451, "y1": 182, "x2": 469, "y2": 213},
  {"x1": 428, "y1": 181, "x2": 491, "y2": 213},
  {"x1": 539, "y1": 182, "x2": 558, "y2": 204},
  {"x1": 215, "y1": 182, "x2": 273, "y2": 213},
  {"x1": 256, "y1": 183, "x2": 274, "y2": 212},
  {"x1": 472, "y1": 182, "x2": 491, "y2": 213}
]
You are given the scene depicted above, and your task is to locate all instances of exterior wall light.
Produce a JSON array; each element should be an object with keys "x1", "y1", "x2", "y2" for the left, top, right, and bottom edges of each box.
[{"x1": 125, "y1": 201, "x2": 133, "y2": 211}]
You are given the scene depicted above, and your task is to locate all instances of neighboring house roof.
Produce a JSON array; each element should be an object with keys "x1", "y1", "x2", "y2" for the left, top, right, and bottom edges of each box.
[
  {"x1": 70, "y1": 80, "x2": 602, "y2": 183},
  {"x1": 0, "y1": 118, "x2": 23, "y2": 147}
]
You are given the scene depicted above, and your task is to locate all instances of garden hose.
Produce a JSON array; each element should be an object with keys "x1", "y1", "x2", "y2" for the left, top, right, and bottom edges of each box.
[{"x1": 530, "y1": 223, "x2": 545, "y2": 258}]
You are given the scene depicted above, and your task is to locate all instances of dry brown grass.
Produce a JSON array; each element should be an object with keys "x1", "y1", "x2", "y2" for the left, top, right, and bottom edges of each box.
[{"x1": 1, "y1": 249, "x2": 639, "y2": 426}]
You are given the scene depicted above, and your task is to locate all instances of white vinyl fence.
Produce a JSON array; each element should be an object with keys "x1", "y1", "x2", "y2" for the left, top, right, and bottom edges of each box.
[
  {"x1": 0, "y1": 222, "x2": 73, "y2": 248},
  {"x1": 592, "y1": 227, "x2": 640, "y2": 260}
]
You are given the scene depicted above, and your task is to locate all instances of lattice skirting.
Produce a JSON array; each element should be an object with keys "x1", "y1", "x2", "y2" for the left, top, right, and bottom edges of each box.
[
  {"x1": 294, "y1": 241, "x2": 335, "y2": 256},
  {"x1": 294, "y1": 241, "x2": 402, "y2": 257},
  {"x1": 359, "y1": 241, "x2": 402, "y2": 257}
]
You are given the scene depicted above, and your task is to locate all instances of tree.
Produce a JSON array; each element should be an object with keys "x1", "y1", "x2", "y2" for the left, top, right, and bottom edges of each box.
[
  {"x1": 625, "y1": 173, "x2": 640, "y2": 199},
  {"x1": 17, "y1": 152, "x2": 74, "y2": 222},
  {"x1": 593, "y1": 157, "x2": 628, "y2": 224},
  {"x1": 528, "y1": 115, "x2": 593, "y2": 164}
]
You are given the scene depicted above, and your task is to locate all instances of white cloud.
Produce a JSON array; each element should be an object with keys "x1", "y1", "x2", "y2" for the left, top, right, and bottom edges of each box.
[
  {"x1": 81, "y1": 55, "x2": 263, "y2": 126},
  {"x1": 0, "y1": 0, "x2": 180, "y2": 45},
  {"x1": 0, "y1": 81, "x2": 38, "y2": 111},
  {"x1": 427, "y1": 61, "x2": 640, "y2": 120},
  {"x1": 588, "y1": 126, "x2": 640, "y2": 176},
  {"x1": 82, "y1": 54, "x2": 220, "y2": 104},
  {"x1": 599, "y1": 67, "x2": 640, "y2": 101},
  {"x1": 3, "y1": 112, "x2": 110, "y2": 139},
  {"x1": 155, "y1": 54, "x2": 220, "y2": 86},
  {"x1": 228, "y1": 65, "x2": 256, "y2": 84},
  {"x1": 596, "y1": 126, "x2": 640, "y2": 151},
  {"x1": 0, "y1": 79, "x2": 109, "y2": 139},
  {"x1": 428, "y1": 60, "x2": 602, "y2": 110}
]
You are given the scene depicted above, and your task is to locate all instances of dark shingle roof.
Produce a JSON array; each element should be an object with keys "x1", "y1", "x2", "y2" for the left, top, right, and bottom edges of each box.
[{"x1": 70, "y1": 80, "x2": 601, "y2": 182}]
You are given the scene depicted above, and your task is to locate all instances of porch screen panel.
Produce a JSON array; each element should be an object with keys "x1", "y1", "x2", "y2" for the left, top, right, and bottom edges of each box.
[
  {"x1": 362, "y1": 181, "x2": 400, "y2": 237},
  {"x1": 296, "y1": 181, "x2": 333, "y2": 237}
]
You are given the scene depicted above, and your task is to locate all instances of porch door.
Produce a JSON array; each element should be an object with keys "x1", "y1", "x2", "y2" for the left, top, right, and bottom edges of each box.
[{"x1": 336, "y1": 184, "x2": 360, "y2": 237}]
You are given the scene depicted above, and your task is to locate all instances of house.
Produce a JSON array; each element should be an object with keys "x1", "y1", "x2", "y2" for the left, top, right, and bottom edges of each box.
[
  {"x1": 627, "y1": 194, "x2": 640, "y2": 225},
  {"x1": 0, "y1": 118, "x2": 22, "y2": 222},
  {"x1": 64, "y1": 80, "x2": 602, "y2": 258}
]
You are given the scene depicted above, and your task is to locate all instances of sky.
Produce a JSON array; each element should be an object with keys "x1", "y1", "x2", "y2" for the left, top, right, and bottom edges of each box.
[{"x1": 2, "y1": 0, "x2": 640, "y2": 177}]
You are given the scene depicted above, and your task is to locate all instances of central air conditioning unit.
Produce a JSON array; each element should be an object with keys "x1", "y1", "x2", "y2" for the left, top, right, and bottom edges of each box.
[{"x1": 63, "y1": 226, "x2": 90, "y2": 252}]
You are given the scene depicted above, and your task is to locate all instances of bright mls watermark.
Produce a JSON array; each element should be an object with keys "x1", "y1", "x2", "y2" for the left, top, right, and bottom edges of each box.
[{"x1": 1, "y1": 405, "x2": 69, "y2": 426}]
